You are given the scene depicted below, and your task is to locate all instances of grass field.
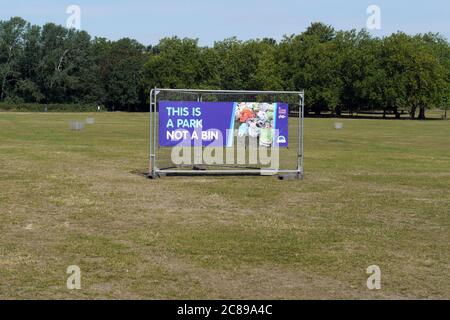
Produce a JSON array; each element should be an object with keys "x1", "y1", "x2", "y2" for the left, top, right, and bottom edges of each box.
[{"x1": 0, "y1": 112, "x2": 449, "y2": 299}]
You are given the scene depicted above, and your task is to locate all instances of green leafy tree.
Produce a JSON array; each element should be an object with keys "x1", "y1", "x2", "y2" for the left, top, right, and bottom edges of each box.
[
  {"x1": 280, "y1": 23, "x2": 341, "y2": 115},
  {"x1": 213, "y1": 38, "x2": 263, "y2": 90},
  {"x1": 17, "y1": 24, "x2": 44, "y2": 102},
  {"x1": 105, "y1": 38, "x2": 147, "y2": 111},
  {"x1": 34, "y1": 23, "x2": 92, "y2": 103},
  {"x1": 143, "y1": 37, "x2": 203, "y2": 89},
  {"x1": 382, "y1": 33, "x2": 447, "y2": 119},
  {"x1": 249, "y1": 41, "x2": 283, "y2": 91},
  {"x1": 0, "y1": 17, "x2": 28, "y2": 101}
]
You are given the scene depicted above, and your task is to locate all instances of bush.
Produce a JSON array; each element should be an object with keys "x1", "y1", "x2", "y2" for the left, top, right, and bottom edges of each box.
[{"x1": 0, "y1": 102, "x2": 101, "y2": 112}]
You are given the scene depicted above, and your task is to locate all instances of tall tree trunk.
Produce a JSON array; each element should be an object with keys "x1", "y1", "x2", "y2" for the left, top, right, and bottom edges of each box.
[
  {"x1": 1, "y1": 47, "x2": 11, "y2": 101},
  {"x1": 418, "y1": 106, "x2": 426, "y2": 120},
  {"x1": 410, "y1": 105, "x2": 417, "y2": 119},
  {"x1": 314, "y1": 105, "x2": 321, "y2": 116},
  {"x1": 394, "y1": 106, "x2": 400, "y2": 119},
  {"x1": 0, "y1": 77, "x2": 6, "y2": 101},
  {"x1": 0, "y1": 68, "x2": 10, "y2": 101}
]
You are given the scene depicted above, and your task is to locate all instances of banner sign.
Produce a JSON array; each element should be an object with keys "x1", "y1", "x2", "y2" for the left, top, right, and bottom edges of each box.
[{"x1": 158, "y1": 101, "x2": 289, "y2": 147}]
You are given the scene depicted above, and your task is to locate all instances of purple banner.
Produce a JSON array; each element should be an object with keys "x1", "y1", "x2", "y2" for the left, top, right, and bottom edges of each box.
[{"x1": 158, "y1": 101, "x2": 289, "y2": 147}]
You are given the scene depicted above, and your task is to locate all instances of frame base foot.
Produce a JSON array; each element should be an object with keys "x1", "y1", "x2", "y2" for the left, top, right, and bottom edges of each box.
[{"x1": 278, "y1": 172, "x2": 304, "y2": 180}]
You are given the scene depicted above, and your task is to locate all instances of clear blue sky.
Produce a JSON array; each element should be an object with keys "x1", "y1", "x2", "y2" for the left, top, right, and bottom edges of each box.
[{"x1": 1, "y1": 0, "x2": 449, "y2": 46}]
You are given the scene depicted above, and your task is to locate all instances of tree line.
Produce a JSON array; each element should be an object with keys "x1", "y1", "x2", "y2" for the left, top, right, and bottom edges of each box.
[{"x1": 1, "y1": 17, "x2": 449, "y2": 118}]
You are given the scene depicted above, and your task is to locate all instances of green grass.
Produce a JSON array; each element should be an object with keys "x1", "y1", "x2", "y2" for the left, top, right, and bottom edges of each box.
[{"x1": 0, "y1": 112, "x2": 449, "y2": 299}]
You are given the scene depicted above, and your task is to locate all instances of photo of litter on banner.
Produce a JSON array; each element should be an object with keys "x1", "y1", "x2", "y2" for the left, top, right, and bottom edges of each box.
[{"x1": 158, "y1": 101, "x2": 289, "y2": 147}]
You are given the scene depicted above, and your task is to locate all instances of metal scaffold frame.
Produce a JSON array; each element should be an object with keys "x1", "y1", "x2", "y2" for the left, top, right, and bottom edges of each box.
[{"x1": 149, "y1": 88, "x2": 305, "y2": 179}]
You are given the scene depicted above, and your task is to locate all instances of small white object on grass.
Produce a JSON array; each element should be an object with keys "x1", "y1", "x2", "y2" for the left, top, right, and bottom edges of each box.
[
  {"x1": 69, "y1": 121, "x2": 85, "y2": 131},
  {"x1": 334, "y1": 122, "x2": 344, "y2": 130},
  {"x1": 86, "y1": 117, "x2": 95, "y2": 125}
]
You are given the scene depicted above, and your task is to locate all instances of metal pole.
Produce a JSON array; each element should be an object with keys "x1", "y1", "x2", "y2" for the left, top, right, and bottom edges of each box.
[
  {"x1": 154, "y1": 88, "x2": 303, "y2": 95},
  {"x1": 153, "y1": 88, "x2": 158, "y2": 176},
  {"x1": 149, "y1": 88, "x2": 154, "y2": 177},
  {"x1": 301, "y1": 91, "x2": 305, "y2": 175},
  {"x1": 297, "y1": 93, "x2": 302, "y2": 174}
]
